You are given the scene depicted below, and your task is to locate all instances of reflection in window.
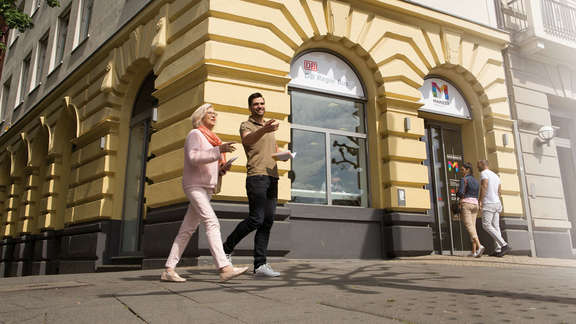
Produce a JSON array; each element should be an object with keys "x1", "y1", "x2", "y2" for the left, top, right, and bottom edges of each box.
[
  {"x1": 291, "y1": 91, "x2": 364, "y2": 133},
  {"x1": 291, "y1": 130, "x2": 327, "y2": 204},
  {"x1": 290, "y1": 90, "x2": 368, "y2": 207},
  {"x1": 331, "y1": 135, "x2": 367, "y2": 206}
]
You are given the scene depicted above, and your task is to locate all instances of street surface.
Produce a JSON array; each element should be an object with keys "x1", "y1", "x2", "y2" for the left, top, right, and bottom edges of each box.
[{"x1": 1, "y1": 255, "x2": 576, "y2": 323}]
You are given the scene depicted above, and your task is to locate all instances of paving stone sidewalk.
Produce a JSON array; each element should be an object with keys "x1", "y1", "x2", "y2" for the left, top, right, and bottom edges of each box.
[{"x1": 1, "y1": 255, "x2": 576, "y2": 324}]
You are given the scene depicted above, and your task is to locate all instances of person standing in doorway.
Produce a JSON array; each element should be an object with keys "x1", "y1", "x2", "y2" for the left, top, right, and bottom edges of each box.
[
  {"x1": 223, "y1": 92, "x2": 281, "y2": 277},
  {"x1": 162, "y1": 103, "x2": 248, "y2": 282},
  {"x1": 457, "y1": 162, "x2": 485, "y2": 257},
  {"x1": 477, "y1": 159, "x2": 511, "y2": 257}
]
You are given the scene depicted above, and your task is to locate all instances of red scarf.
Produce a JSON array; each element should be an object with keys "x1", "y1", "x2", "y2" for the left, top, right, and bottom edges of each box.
[{"x1": 197, "y1": 125, "x2": 226, "y2": 166}]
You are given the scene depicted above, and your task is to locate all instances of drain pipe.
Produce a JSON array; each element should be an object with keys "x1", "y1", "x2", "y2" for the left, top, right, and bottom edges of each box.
[{"x1": 503, "y1": 48, "x2": 537, "y2": 257}]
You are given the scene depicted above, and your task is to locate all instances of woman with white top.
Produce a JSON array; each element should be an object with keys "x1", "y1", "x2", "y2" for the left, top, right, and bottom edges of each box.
[{"x1": 161, "y1": 103, "x2": 248, "y2": 282}]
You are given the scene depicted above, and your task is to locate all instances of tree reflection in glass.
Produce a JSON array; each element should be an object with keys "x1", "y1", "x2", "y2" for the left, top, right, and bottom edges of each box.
[{"x1": 331, "y1": 135, "x2": 367, "y2": 207}]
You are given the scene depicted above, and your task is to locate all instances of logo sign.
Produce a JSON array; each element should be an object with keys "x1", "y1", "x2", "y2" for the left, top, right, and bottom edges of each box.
[
  {"x1": 432, "y1": 82, "x2": 449, "y2": 101},
  {"x1": 447, "y1": 161, "x2": 459, "y2": 173},
  {"x1": 303, "y1": 60, "x2": 318, "y2": 71},
  {"x1": 290, "y1": 52, "x2": 365, "y2": 98},
  {"x1": 419, "y1": 78, "x2": 471, "y2": 119}
]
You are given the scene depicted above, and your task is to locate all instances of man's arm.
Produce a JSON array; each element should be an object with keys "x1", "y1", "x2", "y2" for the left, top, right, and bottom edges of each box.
[
  {"x1": 479, "y1": 179, "x2": 488, "y2": 209},
  {"x1": 241, "y1": 120, "x2": 278, "y2": 146}
]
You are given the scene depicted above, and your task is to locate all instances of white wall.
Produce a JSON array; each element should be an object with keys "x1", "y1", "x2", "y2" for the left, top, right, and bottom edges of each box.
[{"x1": 408, "y1": 0, "x2": 498, "y2": 28}]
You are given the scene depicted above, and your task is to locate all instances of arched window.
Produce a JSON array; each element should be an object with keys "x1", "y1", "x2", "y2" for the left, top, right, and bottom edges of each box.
[{"x1": 289, "y1": 51, "x2": 369, "y2": 207}]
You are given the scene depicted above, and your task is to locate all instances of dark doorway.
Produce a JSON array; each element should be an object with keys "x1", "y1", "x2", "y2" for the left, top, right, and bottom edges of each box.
[
  {"x1": 120, "y1": 73, "x2": 156, "y2": 254},
  {"x1": 424, "y1": 122, "x2": 471, "y2": 254}
]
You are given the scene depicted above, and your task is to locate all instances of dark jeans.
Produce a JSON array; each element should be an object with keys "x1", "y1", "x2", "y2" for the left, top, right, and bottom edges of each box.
[{"x1": 223, "y1": 175, "x2": 278, "y2": 268}]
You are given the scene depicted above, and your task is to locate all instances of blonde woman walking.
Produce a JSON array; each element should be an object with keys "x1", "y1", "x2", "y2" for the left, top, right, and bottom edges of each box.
[{"x1": 161, "y1": 103, "x2": 248, "y2": 282}]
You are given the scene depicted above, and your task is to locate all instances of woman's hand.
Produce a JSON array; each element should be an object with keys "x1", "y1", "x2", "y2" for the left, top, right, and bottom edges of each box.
[
  {"x1": 219, "y1": 162, "x2": 232, "y2": 176},
  {"x1": 219, "y1": 142, "x2": 236, "y2": 153}
]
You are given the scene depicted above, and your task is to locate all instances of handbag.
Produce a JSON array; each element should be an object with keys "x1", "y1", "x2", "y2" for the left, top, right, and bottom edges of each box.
[
  {"x1": 451, "y1": 202, "x2": 461, "y2": 215},
  {"x1": 451, "y1": 176, "x2": 468, "y2": 215}
]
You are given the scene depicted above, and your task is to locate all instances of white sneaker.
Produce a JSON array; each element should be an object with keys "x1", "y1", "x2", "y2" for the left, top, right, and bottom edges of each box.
[
  {"x1": 225, "y1": 254, "x2": 233, "y2": 266},
  {"x1": 254, "y1": 264, "x2": 280, "y2": 277},
  {"x1": 474, "y1": 246, "x2": 486, "y2": 258}
]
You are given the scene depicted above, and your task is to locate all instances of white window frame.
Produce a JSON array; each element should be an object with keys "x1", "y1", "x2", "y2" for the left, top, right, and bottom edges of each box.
[
  {"x1": 16, "y1": 53, "x2": 32, "y2": 106},
  {"x1": 289, "y1": 89, "x2": 370, "y2": 207},
  {"x1": 30, "y1": 0, "x2": 41, "y2": 17},
  {"x1": 32, "y1": 32, "x2": 49, "y2": 91},
  {"x1": 8, "y1": 29, "x2": 19, "y2": 48},
  {"x1": 73, "y1": 0, "x2": 93, "y2": 49},
  {"x1": 1, "y1": 78, "x2": 12, "y2": 122},
  {"x1": 50, "y1": 7, "x2": 71, "y2": 73}
]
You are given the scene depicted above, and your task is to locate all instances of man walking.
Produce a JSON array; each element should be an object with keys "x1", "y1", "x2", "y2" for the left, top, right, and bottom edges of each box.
[
  {"x1": 477, "y1": 160, "x2": 511, "y2": 257},
  {"x1": 223, "y1": 92, "x2": 281, "y2": 277}
]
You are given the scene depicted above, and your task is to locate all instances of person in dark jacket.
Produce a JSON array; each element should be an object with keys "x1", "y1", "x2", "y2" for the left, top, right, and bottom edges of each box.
[{"x1": 457, "y1": 162, "x2": 485, "y2": 257}]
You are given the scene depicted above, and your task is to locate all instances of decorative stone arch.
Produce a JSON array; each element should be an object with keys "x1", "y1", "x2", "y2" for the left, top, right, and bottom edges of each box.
[
  {"x1": 51, "y1": 97, "x2": 80, "y2": 157},
  {"x1": 290, "y1": 39, "x2": 387, "y2": 207},
  {"x1": 94, "y1": 8, "x2": 168, "y2": 222}
]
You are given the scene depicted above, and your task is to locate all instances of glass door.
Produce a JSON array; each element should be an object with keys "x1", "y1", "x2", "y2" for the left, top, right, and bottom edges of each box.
[
  {"x1": 425, "y1": 123, "x2": 469, "y2": 254},
  {"x1": 120, "y1": 117, "x2": 150, "y2": 253}
]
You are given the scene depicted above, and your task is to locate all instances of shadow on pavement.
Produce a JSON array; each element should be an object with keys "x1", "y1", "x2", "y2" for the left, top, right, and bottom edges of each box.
[{"x1": 99, "y1": 262, "x2": 576, "y2": 307}]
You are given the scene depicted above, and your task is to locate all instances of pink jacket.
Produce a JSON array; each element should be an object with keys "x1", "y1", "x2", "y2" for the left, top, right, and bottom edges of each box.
[{"x1": 182, "y1": 129, "x2": 220, "y2": 190}]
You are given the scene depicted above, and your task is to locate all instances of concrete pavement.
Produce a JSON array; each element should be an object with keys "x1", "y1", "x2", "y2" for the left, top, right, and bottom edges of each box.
[{"x1": 1, "y1": 255, "x2": 576, "y2": 323}]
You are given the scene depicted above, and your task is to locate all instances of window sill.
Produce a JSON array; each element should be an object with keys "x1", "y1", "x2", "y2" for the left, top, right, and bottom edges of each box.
[
  {"x1": 28, "y1": 83, "x2": 41, "y2": 95},
  {"x1": 71, "y1": 35, "x2": 90, "y2": 55},
  {"x1": 47, "y1": 61, "x2": 63, "y2": 78},
  {"x1": 13, "y1": 101, "x2": 23, "y2": 111}
]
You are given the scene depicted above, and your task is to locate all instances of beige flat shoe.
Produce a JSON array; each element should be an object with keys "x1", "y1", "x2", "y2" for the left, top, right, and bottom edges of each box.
[
  {"x1": 161, "y1": 270, "x2": 187, "y2": 282},
  {"x1": 220, "y1": 266, "x2": 249, "y2": 282}
]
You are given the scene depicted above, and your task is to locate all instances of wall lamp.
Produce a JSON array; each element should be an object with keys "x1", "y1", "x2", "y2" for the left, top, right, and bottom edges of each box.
[{"x1": 537, "y1": 125, "x2": 555, "y2": 145}]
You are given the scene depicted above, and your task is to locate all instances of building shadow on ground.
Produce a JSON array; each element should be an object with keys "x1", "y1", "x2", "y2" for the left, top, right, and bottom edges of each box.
[{"x1": 98, "y1": 261, "x2": 576, "y2": 306}]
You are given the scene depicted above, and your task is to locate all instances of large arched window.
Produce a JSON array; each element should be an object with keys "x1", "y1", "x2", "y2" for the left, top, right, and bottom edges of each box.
[{"x1": 289, "y1": 51, "x2": 369, "y2": 207}]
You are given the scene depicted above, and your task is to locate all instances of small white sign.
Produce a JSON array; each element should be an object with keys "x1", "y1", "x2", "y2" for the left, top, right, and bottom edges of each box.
[
  {"x1": 419, "y1": 78, "x2": 471, "y2": 119},
  {"x1": 289, "y1": 52, "x2": 364, "y2": 98}
]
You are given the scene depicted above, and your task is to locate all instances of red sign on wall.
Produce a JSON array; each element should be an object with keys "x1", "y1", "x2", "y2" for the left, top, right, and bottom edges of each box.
[{"x1": 303, "y1": 60, "x2": 318, "y2": 71}]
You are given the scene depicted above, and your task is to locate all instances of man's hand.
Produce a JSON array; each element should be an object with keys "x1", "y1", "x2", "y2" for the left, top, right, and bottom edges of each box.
[{"x1": 262, "y1": 119, "x2": 279, "y2": 133}]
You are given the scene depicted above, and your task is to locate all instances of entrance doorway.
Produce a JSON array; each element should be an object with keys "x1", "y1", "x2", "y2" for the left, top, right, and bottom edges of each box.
[
  {"x1": 120, "y1": 73, "x2": 156, "y2": 254},
  {"x1": 424, "y1": 122, "x2": 472, "y2": 254}
]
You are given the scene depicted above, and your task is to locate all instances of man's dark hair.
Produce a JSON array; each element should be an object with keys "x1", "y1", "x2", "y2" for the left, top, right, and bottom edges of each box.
[
  {"x1": 462, "y1": 162, "x2": 473, "y2": 175},
  {"x1": 248, "y1": 92, "x2": 264, "y2": 106}
]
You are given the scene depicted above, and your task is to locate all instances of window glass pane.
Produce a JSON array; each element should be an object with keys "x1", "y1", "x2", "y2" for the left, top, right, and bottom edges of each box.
[
  {"x1": 56, "y1": 12, "x2": 70, "y2": 63},
  {"x1": 21, "y1": 55, "x2": 31, "y2": 99},
  {"x1": 121, "y1": 121, "x2": 148, "y2": 252},
  {"x1": 291, "y1": 91, "x2": 365, "y2": 133},
  {"x1": 330, "y1": 135, "x2": 368, "y2": 207},
  {"x1": 36, "y1": 34, "x2": 48, "y2": 85},
  {"x1": 80, "y1": 0, "x2": 93, "y2": 40},
  {"x1": 291, "y1": 129, "x2": 327, "y2": 204}
]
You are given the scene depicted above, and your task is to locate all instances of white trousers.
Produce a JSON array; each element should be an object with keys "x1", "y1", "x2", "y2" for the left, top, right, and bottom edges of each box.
[
  {"x1": 481, "y1": 202, "x2": 508, "y2": 251},
  {"x1": 165, "y1": 187, "x2": 230, "y2": 269}
]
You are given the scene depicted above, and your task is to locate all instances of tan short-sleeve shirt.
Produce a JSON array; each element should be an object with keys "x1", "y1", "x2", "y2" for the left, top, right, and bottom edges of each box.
[{"x1": 240, "y1": 118, "x2": 279, "y2": 178}]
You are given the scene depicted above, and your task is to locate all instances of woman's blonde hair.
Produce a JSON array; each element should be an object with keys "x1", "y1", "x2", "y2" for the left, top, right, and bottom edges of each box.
[{"x1": 190, "y1": 103, "x2": 213, "y2": 128}]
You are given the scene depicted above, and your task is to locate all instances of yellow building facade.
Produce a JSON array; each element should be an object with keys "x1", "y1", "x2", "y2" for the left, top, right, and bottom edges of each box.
[{"x1": 0, "y1": 0, "x2": 525, "y2": 275}]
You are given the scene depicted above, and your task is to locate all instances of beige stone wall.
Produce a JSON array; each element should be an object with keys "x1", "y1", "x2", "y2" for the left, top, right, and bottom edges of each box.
[
  {"x1": 0, "y1": 0, "x2": 523, "y2": 237},
  {"x1": 507, "y1": 49, "x2": 576, "y2": 229}
]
